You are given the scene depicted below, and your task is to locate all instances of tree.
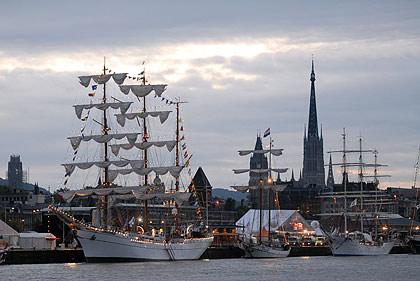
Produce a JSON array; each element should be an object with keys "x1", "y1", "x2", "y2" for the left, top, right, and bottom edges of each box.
[
  {"x1": 224, "y1": 198, "x2": 236, "y2": 211},
  {"x1": 234, "y1": 205, "x2": 249, "y2": 221}
]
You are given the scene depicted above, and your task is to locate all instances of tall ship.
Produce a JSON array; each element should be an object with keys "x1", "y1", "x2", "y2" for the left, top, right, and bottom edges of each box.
[
  {"x1": 50, "y1": 60, "x2": 213, "y2": 262},
  {"x1": 316, "y1": 129, "x2": 393, "y2": 256},
  {"x1": 232, "y1": 130, "x2": 290, "y2": 258},
  {"x1": 408, "y1": 146, "x2": 420, "y2": 253}
]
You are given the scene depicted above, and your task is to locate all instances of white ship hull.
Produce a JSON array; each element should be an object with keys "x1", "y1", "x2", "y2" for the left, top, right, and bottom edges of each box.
[
  {"x1": 77, "y1": 229, "x2": 213, "y2": 262},
  {"x1": 328, "y1": 236, "x2": 393, "y2": 256},
  {"x1": 240, "y1": 242, "x2": 290, "y2": 258}
]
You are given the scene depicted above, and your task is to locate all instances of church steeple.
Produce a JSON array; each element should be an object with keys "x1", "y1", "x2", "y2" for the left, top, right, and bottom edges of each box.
[
  {"x1": 249, "y1": 134, "x2": 268, "y2": 186},
  {"x1": 254, "y1": 133, "x2": 263, "y2": 150},
  {"x1": 249, "y1": 134, "x2": 269, "y2": 208},
  {"x1": 302, "y1": 58, "x2": 325, "y2": 188},
  {"x1": 327, "y1": 154, "x2": 334, "y2": 189},
  {"x1": 308, "y1": 59, "x2": 319, "y2": 138}
]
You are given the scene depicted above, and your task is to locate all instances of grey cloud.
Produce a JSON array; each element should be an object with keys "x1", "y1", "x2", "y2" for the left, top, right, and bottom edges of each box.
[{"x1": 0, "y1": 0, "x2": 419, "y2": 190}]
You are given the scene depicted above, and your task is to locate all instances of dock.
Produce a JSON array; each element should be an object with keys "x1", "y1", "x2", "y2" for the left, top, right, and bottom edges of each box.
[
  {"x1": 2, "y1": 248, "x2": 85, "y2": 265},
  {"x1": 1, "y1": 244, "x2": 413, "y2": 264}
]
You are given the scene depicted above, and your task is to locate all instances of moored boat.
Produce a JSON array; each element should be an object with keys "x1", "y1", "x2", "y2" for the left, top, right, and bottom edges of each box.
[
  {"x1": 50, "y1": 60, "x2": 213, "y2": 262},
  {"x1": 232, "y1": 130, "x2": 290, "y2": 258},
  {"x1": 319, "y1": 129, "x2": 393, "y2": 256}
]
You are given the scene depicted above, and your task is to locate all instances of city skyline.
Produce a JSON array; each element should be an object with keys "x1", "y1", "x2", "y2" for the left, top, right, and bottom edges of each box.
[{"x1": 0, "y1": 1, "x2": 419, "y2": 191}]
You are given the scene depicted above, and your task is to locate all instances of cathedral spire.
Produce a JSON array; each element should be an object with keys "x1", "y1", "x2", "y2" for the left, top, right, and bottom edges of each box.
[
  {"x1": 308, "y1": 58, "x2": 319, "y2": 138},
  {"x1": 302, "y1": 58, "x2": 325, "y2": 188},
  {"x1": 254, "y1": 134, "x2": 263, "y2": 150},
  {"x1": 327, "y1": 154, "x2": 334, "y2": 189}
]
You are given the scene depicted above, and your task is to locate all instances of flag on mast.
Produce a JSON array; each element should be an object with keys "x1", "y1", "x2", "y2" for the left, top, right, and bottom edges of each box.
[
  {"x1": 263, "y1": 128, "x2": 270, "y2": 138},
  {"x1": 350, "y1": 198, "x2": 357, "y2": 208}
]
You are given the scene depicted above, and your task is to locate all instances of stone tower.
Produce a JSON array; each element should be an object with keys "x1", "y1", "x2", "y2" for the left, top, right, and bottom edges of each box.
[
  {"x1": 248, "y1": 135, "x2": 269, "y2": 208},
  {"x1": 302, "y1": 60, "x2": 325, "y2": 187},
  {"x1": 8, "y1": 155, "x2": 23, "y2": 189}
]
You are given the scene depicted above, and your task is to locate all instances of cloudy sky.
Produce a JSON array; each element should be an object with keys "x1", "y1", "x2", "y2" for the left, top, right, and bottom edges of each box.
[{"x1": 0, "y1": 0, "x2": 419, "y2": 191}]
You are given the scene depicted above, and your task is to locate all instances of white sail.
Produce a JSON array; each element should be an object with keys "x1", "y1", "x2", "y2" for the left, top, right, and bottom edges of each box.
[
  {"x1": 68, "y1": 133, "x2": 140, "y2": 150},
  {"x1": 233, "y1": 168, "x2": 288, "y2": 174},
  {"x1": 74, "y1": 102, "x2": 133, "y2": 119},
  {"x1": 60, "y1": 186, "x2": 149, "y2": 202},
  {"x1": 108, "y1": 166, "x2": 183, "y2": 182},
  {"x1": 110, "y1": 140, "x2": 176, "y2": 156},
  {"x1": 59, "y1": 186, "x2": 189, "y2": 205},
  {"x1": 79, "y1": 73, "x2": 127, "y2": 87},
  {"x1": 78, "y1": 73, "x2": 128, "y2": 87},
  {"x1": 63, "y1": 160, "x2": 144, "y2": 174},
  {"x1": 115, "y1": 111, "x2": 171, "y2": 127},
  {"x1": 238, "y1": 149, "x2": 284, "y2": 156},
  {"x1": 119, "y1": 84, "x2": 167, "y2": 98},
  {"x1": 231, "y1": 183, "x2": 288, "y2": 193}
]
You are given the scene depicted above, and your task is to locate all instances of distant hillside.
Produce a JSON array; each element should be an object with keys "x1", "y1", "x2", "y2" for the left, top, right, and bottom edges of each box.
[
  {"x1": 212, "y1": 188, "x2": 248, "y2": 201},
  {"x1": 0, "y1": 177, "x2": 50, "y2": 194}
]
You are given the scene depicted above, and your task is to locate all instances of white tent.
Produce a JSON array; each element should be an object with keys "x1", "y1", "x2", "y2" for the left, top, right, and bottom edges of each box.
[
  {"x1": 19, "y1": 232, "x2": 57, "y2": 250},
  {"x1": 236, "y1": 209, "x2": 312, "y2": 236},
  {"x1": 0, "y1": 219, "x2": 19, "y2": 248}
]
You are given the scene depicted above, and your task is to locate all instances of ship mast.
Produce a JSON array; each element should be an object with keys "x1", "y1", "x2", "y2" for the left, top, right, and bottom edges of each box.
[
  {"x1": 142, "y1": 63, "x2": 149, "y2": 234},
  {"x1": 103, "y1": 57, "x2": 109, "y2": 229},
  {"x1": 175, "y1": 101, "x2": 180, "y2": 234},
  {"x1": 358, "y1": 136, "x2": 364, "y2": 233},
  {"x1": 410, "y1": 146, "x2": 420, "y2": 235},
  {"x1": 268, "y1": 134, "x2": 272, "y2": 242},
  {"x1": 342, "y1": 128, "x2": 348, "y2": 236},
  {"x1": 258, "y1": 134, "x2": 263, "y2": 244},
  {"x1": 174, "y1": 99, "x2": 187, "y2": 234}
]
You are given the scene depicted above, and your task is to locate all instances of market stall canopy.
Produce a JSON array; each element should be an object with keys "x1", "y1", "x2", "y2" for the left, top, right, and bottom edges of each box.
[{"x1": 235, "y1": 209, "x2": 312, "y2": 236}]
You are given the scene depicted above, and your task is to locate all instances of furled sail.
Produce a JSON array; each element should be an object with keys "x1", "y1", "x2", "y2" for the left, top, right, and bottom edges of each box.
[
  {"x1": 60, "y1": 185, "x2": 148, "y2": 202},
  {"x1": 74, "y1": 102, "x2": 132, "y2": 119},
  {"x1": 231, "y1": 183, "x2": 288, "y2": 193},
  {"x1": 108, "y1": 166, "x2": 183, "y2": 182},
  {"x1": 137, "y1": 192, "x2": 191, "y2": 205},
  {"x1": 68, "y1": 133, "x2": 140, "y2": 150},
  {"x1": 110, "y1": 140, "x2": 176, "y2": 156},
  {"x1": 233, "y1": 168, "x2": 288, "y2": 174},
  {"x1": 78, "y1": 73, "x2": 128, "y2": 87},
  {"x1": 115, "y1": 111, "x2": 171, "y2": 127},
  {"x1": 238, "y1": 149, "x2": 284, "y2": 156},
  {"x1": 60, "y1": 186, "x2": 190, "y2": 205},
  {"x1": 63, "y1": 160, "x2": 144, "y2": 174},
  {"x1": 119, "y1": 84, "x2": 167, "y2": 98}
]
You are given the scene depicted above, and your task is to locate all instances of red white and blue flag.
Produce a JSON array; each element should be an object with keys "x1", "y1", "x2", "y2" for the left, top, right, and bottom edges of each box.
[{"x1": 263, "y1": 128, "x2": 270, "y2": 138}]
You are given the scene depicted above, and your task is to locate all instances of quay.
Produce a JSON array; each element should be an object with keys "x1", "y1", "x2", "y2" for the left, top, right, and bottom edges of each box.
[
  {"x1": 2, "y1": 248, "x2": 85, "y2": 265},
  {"x1": 1, "y1": 244, "x2": 413, "y2": 264}
]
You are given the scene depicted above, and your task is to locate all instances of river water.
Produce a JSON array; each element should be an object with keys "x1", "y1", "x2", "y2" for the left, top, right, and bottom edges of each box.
[{"x1": 1, "y1": 254, "x2": 419, "y2": 281}]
